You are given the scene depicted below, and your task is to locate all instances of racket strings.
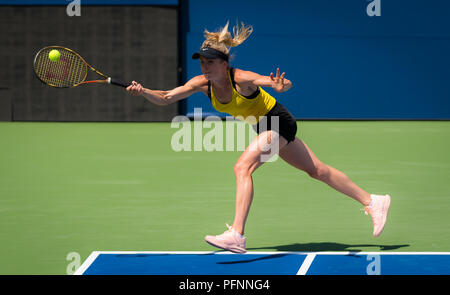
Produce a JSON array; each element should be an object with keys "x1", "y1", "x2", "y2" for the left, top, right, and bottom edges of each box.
[{"x1": 34, "y1": 48, "x2": 88, "y2": 87}]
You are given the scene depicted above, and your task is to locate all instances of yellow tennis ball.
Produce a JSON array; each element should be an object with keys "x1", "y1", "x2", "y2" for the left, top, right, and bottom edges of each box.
[{"x1": 48, "y1": 49, "x2": 61, "y2": 62}]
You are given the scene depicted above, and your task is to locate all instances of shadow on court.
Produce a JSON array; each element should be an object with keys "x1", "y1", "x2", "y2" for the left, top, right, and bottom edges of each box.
[
  {"x1": 247, "y1": 242, "x2": 410, "y2": 252},
  {"x1": 216, "y1": 254, "x2": 289, "y2": 264}
]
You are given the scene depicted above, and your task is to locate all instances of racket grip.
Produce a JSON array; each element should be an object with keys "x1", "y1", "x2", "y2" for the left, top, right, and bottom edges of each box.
[{"x1": 108, "y1": 77, "x2": 130, "y2": 88}]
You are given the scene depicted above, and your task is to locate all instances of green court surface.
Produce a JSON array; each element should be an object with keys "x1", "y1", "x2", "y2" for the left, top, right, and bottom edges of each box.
[{"x1": 0, "y1": 121, "x2": 449, "y2": 274}]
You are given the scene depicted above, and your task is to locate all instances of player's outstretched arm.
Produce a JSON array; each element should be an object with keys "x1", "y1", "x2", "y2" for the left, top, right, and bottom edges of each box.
[
  {"x1": 235, "y1": 68, "x2": 292, "y2": 93},
  {"x1": 126, "y1": 75, "x2": 207, "y2": 106}
]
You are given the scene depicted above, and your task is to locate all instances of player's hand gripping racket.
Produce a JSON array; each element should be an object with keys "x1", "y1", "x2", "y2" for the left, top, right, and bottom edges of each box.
[{"x1": 33, "y1": 46, "x2": 130, "y2": 88}]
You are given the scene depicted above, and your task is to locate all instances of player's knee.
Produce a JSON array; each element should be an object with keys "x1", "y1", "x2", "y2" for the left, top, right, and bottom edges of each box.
[
  {"x1": 308, "y1": 163, "x2": 330, "y2": 181},
  {"x1": 234, "y1": 161, "x2": 254, "y2": 178}
]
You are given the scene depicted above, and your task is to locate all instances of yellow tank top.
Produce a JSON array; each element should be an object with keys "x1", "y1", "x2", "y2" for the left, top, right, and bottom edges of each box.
[{"x1": 209, "y1": 68, "x2": 277, "y2": 125}]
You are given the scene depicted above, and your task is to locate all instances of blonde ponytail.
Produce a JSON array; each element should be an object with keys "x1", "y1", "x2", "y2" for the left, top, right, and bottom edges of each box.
[{"x1": 202, "y1": 21, "x2": 253, "y2": 55}]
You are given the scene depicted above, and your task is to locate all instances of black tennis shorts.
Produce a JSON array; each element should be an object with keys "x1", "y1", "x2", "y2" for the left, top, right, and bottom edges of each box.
[{"x1": 253, "y1": 102, "x2": 298, "y2": 144}]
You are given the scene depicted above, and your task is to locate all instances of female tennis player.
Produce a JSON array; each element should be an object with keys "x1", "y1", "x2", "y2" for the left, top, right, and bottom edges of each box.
[{"x1": 126, "y1": 22, "x2": 391, "y2": 253}]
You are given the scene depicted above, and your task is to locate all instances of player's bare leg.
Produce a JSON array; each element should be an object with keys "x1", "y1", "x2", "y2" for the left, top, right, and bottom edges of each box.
[
  {"x1": 232, "y1": 131, "x2": 288, "y2": 234},
  {"x1": 279, "y1": 137, "x2": 390, "y2": 236},
  {"x1": 205, "y1": 131, "x2": 288, "y2": 253},
  {"x1": 279, "y1": 137, "x2": 372, "y2": 206}
]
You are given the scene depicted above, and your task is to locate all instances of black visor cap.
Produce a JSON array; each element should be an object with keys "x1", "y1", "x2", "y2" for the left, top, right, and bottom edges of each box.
[{"x1": 192, "y1": 47, "x2": 229, "y2": 61}]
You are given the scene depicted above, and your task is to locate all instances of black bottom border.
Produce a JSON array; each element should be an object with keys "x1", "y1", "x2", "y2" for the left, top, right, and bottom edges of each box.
[{"x1": 1, "y1": 275, "x2": 448, "y2": 293}]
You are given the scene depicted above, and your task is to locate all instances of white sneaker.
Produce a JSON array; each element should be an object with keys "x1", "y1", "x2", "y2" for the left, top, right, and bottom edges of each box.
[
  {"x1": 364, "y1": 194, "x2": 391, "y2": 237},
  {"x1": 205, "y1": 224, "x2": 247, "y2": 253}
]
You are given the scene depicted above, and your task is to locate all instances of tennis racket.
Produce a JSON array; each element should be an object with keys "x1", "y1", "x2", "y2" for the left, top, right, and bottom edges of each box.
[{"x1": 33, "y1": 46, "x2": 130, "y2": 88}]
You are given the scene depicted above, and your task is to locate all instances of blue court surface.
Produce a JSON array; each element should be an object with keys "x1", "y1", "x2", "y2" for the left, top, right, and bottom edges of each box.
[{"x1": 75, "y1": 251, "x2": 450, "y2": 275}]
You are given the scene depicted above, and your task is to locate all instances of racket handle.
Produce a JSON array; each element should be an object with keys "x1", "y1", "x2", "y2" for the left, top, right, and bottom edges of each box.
[{"x1": 108, "y1": 77, "x2": 130, "y2": 88}]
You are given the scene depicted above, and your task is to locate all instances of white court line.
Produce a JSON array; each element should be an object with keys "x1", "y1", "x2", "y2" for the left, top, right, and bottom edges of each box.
[
  {"x1": 75, "y1": 250, "x2": 311, "y2": 256},
  {"x1": 73, "y1": 251, "x2": 450, "y2": 275},
  {"x1": 74, "y1": 251, "x2": 100, "y2": 275},
  {"x1": 296, "y1": 253, "x2": 316, "y2": 275},
  {"x1": 80, "y1": 251, "x2": 450, "y2": 255}
]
